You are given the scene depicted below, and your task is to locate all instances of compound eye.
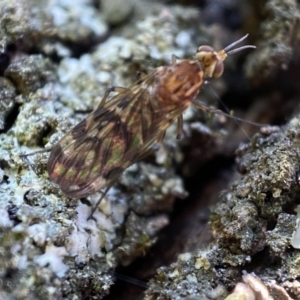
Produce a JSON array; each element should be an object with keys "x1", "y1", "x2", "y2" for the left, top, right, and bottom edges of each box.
[
  {"x1": 212, "y1": 61, "x2": 224, "y2": 78},
  {"x1": 197, "y1": 45, "x2": 214, "y2": 53}
]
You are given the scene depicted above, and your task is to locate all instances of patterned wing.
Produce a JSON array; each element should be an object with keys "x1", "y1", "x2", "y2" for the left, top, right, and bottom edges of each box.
[{"x1": 47, "y1": 75, "x2": 162, "y2": 198}]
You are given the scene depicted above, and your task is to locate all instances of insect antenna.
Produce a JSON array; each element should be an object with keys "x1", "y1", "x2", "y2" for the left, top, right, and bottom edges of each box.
[
  {"x1": 87, "y1": 184, "x2": 112, "y2": 220},
  {"x1": 223, "y1": 34, "x2": 256, "y2": 55},
  {"x1": 194, "y1": 34, "x2": 265, "y2": 140},
  {"x1": 19, "y1": 148, "x2": 51, "y2": 174},
  {"x1": 206, "y1": 97, "x2": 252, "y2": 140},
  {"x1": 192, "y1": 99, "x2": 268, "y2": 128},
  {"x1": 176, "y1": 115, "x2": 183, "y2": 139}
]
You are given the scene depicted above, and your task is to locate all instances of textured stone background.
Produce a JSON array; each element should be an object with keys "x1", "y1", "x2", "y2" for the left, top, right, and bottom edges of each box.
[{"x1": 1, "y1": 0, "x2": 300, "y2": 299}]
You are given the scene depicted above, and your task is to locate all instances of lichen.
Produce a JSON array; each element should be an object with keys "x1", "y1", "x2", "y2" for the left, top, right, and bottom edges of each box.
[
  {"x1": 145, "y1": 115, "x2": 300, "y2": 299},
  {"x1": 0, "y1": 1, "x2": 201, "y2": 298},
  {"x1": 2, "y1": 0, "x2": 299, "y2": 299},
  {"x1": 0, "y1": 77, "x2": 16, "y2": 130},
  {"x1": 245, "y1": 0, "x2": 300, "y2": 83}
]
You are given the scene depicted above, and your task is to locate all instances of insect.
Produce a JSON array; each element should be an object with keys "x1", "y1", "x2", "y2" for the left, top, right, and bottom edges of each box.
[{"x1": 23, "y1": 34, "x2": 255, "y2": 219}]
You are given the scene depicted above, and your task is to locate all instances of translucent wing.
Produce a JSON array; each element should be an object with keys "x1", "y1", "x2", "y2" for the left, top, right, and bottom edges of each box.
[
  {"x1": 47, "y1": 57, "x2": 209, "y2": 199},
  {"x1": 47, "y1": 73, "x2": 171, "y2": 198}
]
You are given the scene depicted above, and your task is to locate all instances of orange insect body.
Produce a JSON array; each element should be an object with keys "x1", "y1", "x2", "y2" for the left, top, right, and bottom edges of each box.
[{"x1": 46, "y1": 34, "x2": 255, "y2": 218}]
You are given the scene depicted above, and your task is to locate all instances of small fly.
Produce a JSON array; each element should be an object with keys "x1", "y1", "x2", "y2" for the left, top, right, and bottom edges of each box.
[{"x1": 22, "y1": 34, "x2": 256, "y2": 219}]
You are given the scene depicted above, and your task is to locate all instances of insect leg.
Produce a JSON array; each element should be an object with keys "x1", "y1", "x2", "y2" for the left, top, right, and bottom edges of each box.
[
  {"x1": 97, "y1": 86, "x2": 130, "y2": 109},
  {"x1": 192, "y1": 100, "x2": 231, "y2": 117},
  {"x1": 20, "y1": 147, "x2": 52, "y2": 158},
  {"x1": 156, "y1": 130, "x2": 166, "y2": 145},
  {"x1": 87, "y1": 184, "x2": 112, "y2": 220},
  {"x1": 136, "y1": 71, "x2": 148, "y2": 84},
  {"x1": 176, "y1": 115, "x2": 183, "y2": 139},
  {"x1": 191, "y1": 100, "x2": 213, "y2": 113},
  {"x1": 136, "y1": 71, "x2": 147, "y2": 80},
  {"x1": 192, "y1": 100, "x2": 266, "y2": 126},
  {"x1": 134, "y1": 149, "x2": 154, "y2": 162},
  {"x1": 20, "y1": 148, "x2": 51, "y2": 173},
  {"x1": 151, "y1": 130, "x2": 166, "y2": 151}
]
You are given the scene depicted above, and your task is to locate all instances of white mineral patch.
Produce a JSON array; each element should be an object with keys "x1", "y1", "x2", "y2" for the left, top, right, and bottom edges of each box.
[
  {"x1": 58, "y1": 57, "x2": 94, "y2": 83},
  {"x1": 291, "y1": 226, "x2": 300, "y2": 249},
  {"x1": 34, "y1": 244, "x2": 69, "y2": 278},
  {"x1": 67, "y1": 204, "x2": 101, "y2": 263},
  {"x1": 190, "y1": 122, "x2": 212, "y2": 135},
  {"x1": 168, "y1": 269, "x2": 179, "y2": 278},
  {"x1": 182, "y1": 106, "x2": 195, "y2": 121},
  {"x1": 95, "y1": 71, "x2": 111, "y2": 84},
  {"x1": 148, "y1": 45, "x2": 162, "y2": 60},
  {"x1": 155, "y1": 146, "x2": 168, "y2": 165},
  {"x1": 162, "y1": 178, "x2": 185, "y2": 195},
  {"x1": 28, "y1": 223, "x2": 47, "y2": 247},
  {"x1": 101, "y1": 0, "x2": 134, "y2": 25},
  {"x1": 50, "y1": 5, "x2": 68, "y2": 26},
  {"x1": 178, "y1": 252, "x2": 192, "y2": 261},
  {"x1": 126, "y1": 163, "x2": 138, "y2": 172},
  {"x1": 92, "y1": 209, "x2": 114, "y2": 232},
  {"x1": 145, "y1": 215, "x2": 169, "y2": 236},
  {"x1": 0, "y1": 168, "x2": 34, "y2": 208},
  {"x1": 91, "y1": 189, "x2": 128, "y2": 224},
  {"x1": 67, "y1": 196, "x2": 128, "y2": 263},
  {"x1": 195, "y1": 251, "x2": 210, "y2": 270},
  {"x1": 0, "y1": 209, "x2": 13, "y2": 228},
  {"x1": 93, "y1": 37, "x2": 130, "y2": 63},
  {"x1": 79, "y1": 54, "x2": 95, "y2": 74},
  {"x1": 175, "y1": 31, "x2": 192, "y2": 49},
  {"x1": 186, "y1": 273, "x2": 198, "y2": 283},
  {"x1": 119, "y1": 41, "x2": 135, "y2": 60},
  {"x1": 67, "y1": 223, "x2": 90, "y2": 264},
  {"x1": 291, "y1": 205, "x2": 300, "y2": 249},
  {"x1": 50, "y1": 0, "x2": 107, "y2": 36},
  {"x1": 11, "y1": 243, "x2": 28, "y2": 270}
]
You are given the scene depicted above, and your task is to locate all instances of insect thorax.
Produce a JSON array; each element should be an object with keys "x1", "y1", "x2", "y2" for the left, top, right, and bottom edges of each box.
[{"x1": 155, "y1": 60, "x2": 204, "y2": 107}]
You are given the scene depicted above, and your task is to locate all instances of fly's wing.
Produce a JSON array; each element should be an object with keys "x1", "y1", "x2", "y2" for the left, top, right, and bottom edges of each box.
[{"x1": 47, "y1": 75, "x2": 160, "y2": 199}]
